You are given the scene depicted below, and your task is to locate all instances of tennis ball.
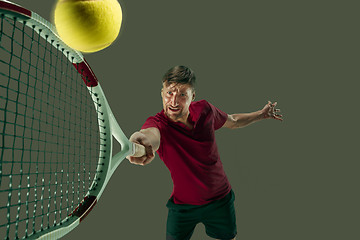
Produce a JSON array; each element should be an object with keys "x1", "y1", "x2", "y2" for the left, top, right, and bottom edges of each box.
[{"x1": 53, "y1": 0, "x2": 122, "y2": 53}]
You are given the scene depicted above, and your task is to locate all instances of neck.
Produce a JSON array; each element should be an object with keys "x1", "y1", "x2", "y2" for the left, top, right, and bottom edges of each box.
[
  {"x1": 183, "y1": 120, "x2": 193, "y2": 129},
  {"x1": 177, "y1": 117, "x2": 193, "y2": 129}
]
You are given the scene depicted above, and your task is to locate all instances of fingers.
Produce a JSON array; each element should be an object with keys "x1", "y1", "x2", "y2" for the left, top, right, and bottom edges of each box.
[
  {"x1": 128, "y1": 155, "x2": 146, "y2": 165},
  {"x1": 142, "y1": 155, "x2": 155, "y2": 165},
  {"x1": 268, "y1": 101, "x2": 277, "y2": 108},
  {"x1": 266, "y1": 100, "x2": 283, "y2": 121},
  {"x1": 273, "y1": 114, "x2": 283, "y2": 121},
  {"x1": 128, "y1": 143, "x2": 155, "y2": 166},
  {"x1": 128, "y1": 152, "x2": 155, "y2": 166}
]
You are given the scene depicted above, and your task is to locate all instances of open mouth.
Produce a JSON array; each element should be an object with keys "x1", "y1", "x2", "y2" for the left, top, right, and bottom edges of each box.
[{"x1": 168, "y1": 106, "x2": 180, "y2": 112}]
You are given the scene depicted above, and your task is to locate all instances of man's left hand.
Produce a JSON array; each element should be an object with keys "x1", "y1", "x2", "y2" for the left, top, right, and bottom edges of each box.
[{"x1": 261, "y1": 101, "x2": 283, "y2": 121}]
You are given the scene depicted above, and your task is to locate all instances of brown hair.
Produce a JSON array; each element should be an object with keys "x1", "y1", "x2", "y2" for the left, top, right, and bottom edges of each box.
[{"x1": 162, "y1": 66, "x2": 196, "y2": 91}]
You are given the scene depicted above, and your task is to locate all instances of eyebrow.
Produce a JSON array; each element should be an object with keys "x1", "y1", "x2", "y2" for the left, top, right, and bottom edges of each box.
[{"x1": 166, "y1": 88, "x2": 188, "y2": 94}]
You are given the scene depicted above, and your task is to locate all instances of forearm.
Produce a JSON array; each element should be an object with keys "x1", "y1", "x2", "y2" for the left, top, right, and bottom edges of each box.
[
  {"x1": 228, "y1": 110, "x2": 263, "y2": 129},
  {"x1": 224, "y1": 101, "x2": 282, "y2": 129}
]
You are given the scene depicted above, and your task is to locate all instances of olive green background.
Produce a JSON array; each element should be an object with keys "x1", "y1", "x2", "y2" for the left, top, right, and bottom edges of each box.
[{"x1": 12, "y1": 0, "x2": 359, "y2": 239}]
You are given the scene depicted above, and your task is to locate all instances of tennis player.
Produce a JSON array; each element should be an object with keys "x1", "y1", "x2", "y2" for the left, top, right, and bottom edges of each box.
[{"x1": 127, "y1": 66, "x2": 283, "y2": 240}]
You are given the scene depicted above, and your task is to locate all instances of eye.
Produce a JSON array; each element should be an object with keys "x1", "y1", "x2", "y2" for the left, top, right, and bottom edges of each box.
[{"x1": 167, "y1": 91, "x2": 172, "y2": 95}]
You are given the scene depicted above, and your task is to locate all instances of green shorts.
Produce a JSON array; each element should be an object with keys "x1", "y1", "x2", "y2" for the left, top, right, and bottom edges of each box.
[{"x1": 166, "y1": 190, "x2": 237, "y2": 240}]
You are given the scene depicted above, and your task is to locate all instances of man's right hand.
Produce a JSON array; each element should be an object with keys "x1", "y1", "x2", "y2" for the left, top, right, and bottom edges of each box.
[{"x1": 127, "y1": 128, "x2": 160, "y2": 166}]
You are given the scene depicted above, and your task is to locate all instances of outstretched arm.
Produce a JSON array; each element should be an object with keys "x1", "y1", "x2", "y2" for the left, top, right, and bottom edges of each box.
[
  {"x1": 127, "y1": 127, "x2": 160, "y2": 166},
  {"x1": 223, "y1": 101, "x2": 283, "y2": 129}
]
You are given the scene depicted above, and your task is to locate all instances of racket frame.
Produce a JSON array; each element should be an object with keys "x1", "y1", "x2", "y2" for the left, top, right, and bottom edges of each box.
[{"x1": 0, "y1": 1, "x2": 136, "y2": 238}]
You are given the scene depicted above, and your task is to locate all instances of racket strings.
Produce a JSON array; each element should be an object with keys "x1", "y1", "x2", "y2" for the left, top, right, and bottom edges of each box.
[{"x1": 0, "y1": 15, "x2": 102, "y2": 239}]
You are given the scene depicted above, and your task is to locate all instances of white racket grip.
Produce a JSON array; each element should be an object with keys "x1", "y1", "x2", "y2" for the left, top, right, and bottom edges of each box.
[{"x1": 131, "y1": 142, "x2": 146, "y2": 157}]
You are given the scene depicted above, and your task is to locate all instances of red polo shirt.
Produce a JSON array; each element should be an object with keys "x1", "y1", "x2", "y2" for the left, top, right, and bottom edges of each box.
[{"x1": 142, "y1": 100, "x2": 231, "y2": 205}]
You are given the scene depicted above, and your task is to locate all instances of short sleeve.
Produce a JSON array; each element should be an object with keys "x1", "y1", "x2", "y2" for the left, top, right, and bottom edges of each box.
[
  {"x1": 141, "y1": 115, "x2": 163, "y2": 156},
  {"x1": 208, "y1": 102, "x2": 228, "y2": 130},
  {"x1": 141, "y1": 116, "x2": 161, "y2": 130}
]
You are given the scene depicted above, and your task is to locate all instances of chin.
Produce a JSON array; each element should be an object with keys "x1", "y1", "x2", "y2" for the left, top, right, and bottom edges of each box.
[
  {"x1": 167, "y1": 113, "x2": 179, "y2": 120},
  {"x1": 166, "y1": 112, "x2": 181, "y2": 121}
]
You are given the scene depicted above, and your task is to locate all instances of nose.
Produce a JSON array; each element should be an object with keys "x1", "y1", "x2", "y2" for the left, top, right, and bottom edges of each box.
[{"x1": 170, "y1": 93, "x2": 179, "y2": 106}]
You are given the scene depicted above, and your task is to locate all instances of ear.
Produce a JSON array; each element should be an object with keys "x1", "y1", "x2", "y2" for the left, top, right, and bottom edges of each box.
[{"x1": 192, "y1": 91, "x2": 196, "y2": 101}]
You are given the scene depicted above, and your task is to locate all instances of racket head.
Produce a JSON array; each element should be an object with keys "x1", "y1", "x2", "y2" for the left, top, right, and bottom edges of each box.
[{"x1": 0, "y1": 1, "x2": 132, "y2": 239}]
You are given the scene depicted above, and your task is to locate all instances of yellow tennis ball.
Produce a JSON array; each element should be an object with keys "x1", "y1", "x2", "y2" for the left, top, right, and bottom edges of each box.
[{"x1": 54, "y1": 0, "x2": 122, "y2": 53}]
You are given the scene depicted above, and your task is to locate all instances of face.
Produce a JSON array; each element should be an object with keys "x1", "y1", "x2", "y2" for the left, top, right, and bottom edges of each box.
[{"x1": 161, "y1": 83, "x2": 195, "y2": 123}]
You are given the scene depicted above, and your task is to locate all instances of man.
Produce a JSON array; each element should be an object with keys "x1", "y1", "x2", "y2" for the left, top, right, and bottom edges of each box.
[{"x1": 127, "y1": 66, "x2": 283, "y2": 240}]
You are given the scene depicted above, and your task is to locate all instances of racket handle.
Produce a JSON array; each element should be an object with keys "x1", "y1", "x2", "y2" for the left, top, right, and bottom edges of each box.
[{"x1": 131, "y1": 142, "x2": 146, "y2": 157}]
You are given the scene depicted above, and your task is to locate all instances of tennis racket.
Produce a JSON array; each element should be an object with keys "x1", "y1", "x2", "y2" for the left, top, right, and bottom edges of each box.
[{"x1": 0, "y1": 1, "x2": 145, "y2": 239}]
